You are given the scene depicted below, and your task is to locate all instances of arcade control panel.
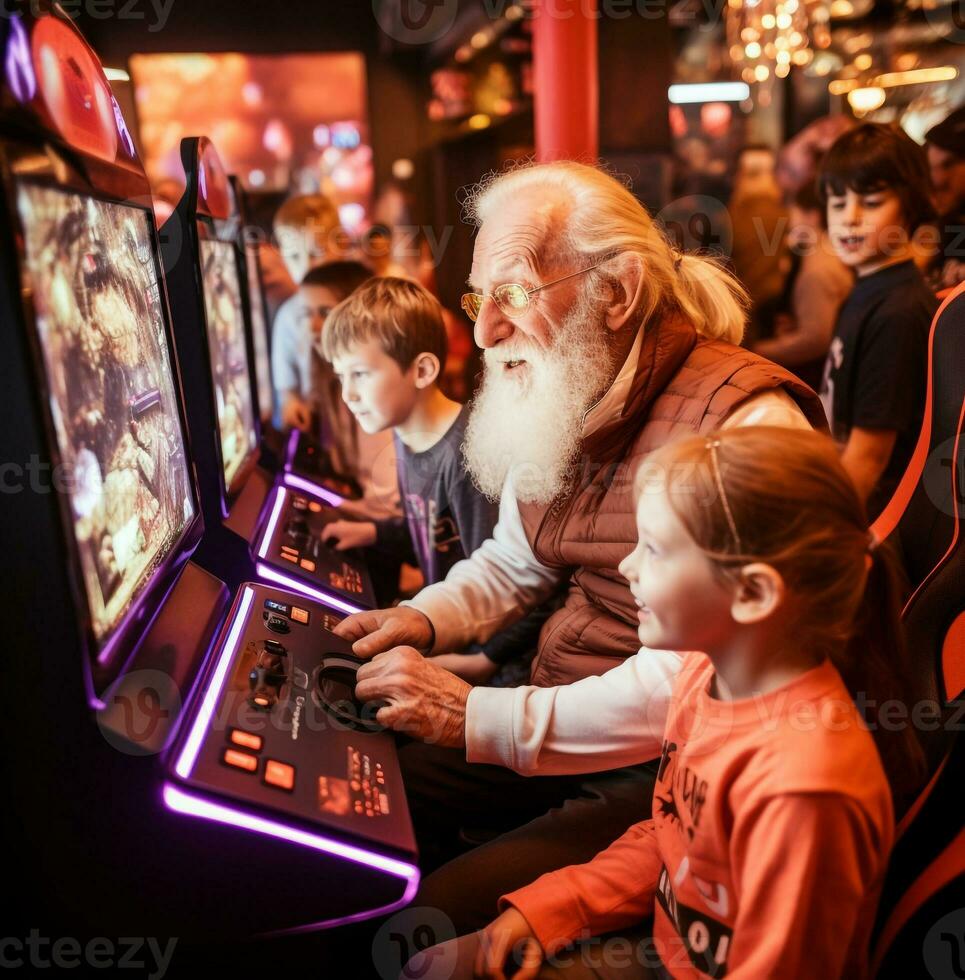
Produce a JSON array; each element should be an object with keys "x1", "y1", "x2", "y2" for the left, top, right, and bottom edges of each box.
[
  {"x1": 257, "y1": 486, "x2": 376, "y2": 608},
  {"x1": 289, "y1": 433, "x2": 362, "y2": 500},
  {"x1": 169, "y1": 583, "x2": 415, "y2": 859}
]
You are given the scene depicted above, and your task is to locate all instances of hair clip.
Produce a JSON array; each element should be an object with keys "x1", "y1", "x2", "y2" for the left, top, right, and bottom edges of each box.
[{"x1": 706, "y1": 437, "x2": 741, "y2": 551}]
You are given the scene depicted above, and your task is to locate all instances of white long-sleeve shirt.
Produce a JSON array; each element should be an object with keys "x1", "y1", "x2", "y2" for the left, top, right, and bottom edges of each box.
[{"x1": 404, "y1": 363, "x2": 812, "y2": 775}]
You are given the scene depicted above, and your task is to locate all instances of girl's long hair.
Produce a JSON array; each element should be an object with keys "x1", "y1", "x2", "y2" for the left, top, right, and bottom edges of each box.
[{"x1": 643, "y1": 426, "x2": 925, "y2": 798}]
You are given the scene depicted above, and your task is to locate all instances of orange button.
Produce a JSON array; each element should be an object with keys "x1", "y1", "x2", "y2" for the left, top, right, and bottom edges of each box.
[
  {"x1": 223, "y1": 749, "x2": 258, "y2": 772},
  {"x1": 299, "y1": 558, "x2": 316, "y2": 572},
  {"x1": 230, "y1": 729, "x2": 263, "y2": 752},
  {"x1": 264, "y1": 759, "x2": 295, "y2": 791},
  {"x1": 290, "y1": 607, "x2": 309, "y2": 625},
  {"x1": 308, "y1": 501, "x2": 322, "y2": 513},
  {"x1": 280, "y1": 545, "x2": 298, "y2": 556},
  {"x1": 281, "y1": 551, "x2": 298, "y2": 563}
]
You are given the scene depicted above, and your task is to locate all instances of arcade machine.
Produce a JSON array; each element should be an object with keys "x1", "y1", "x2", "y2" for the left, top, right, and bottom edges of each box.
[
  {"x1": 0, "y1": 2, "x2": 416, "y2": 945},
  {"x1": 159, "y1": 136, "x2": 377, "y2": 611}
]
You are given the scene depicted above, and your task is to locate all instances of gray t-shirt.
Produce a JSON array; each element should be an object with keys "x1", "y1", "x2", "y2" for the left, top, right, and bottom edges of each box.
[
  {"x1": 376, "y1": 405, "x2": 496, "y2": 585},
  {"x1": 375, "y1": 405, "x2": 549, "y2": 666}
]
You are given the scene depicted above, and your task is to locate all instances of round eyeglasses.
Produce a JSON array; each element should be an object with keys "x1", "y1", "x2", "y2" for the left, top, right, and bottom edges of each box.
[{"x1": 460, "y1": 256, "x2": 612, "y2": 323}]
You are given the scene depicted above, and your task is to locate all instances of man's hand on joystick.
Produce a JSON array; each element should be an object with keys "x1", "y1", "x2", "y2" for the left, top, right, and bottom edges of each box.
[
  {"x1": 354, "y1": 647, "x2": 470, "y2": 748},
  {"x1": 334, "y1": 605, "x2": 436, "y2": 657}
]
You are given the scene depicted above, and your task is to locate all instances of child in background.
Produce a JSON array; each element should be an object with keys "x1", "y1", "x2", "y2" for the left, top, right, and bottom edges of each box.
[
  {"x1": 321, "y1": 277, "x2": 550, "y2": 685},
  {"x1": 294, "y1": 262, "x2": 402, "y2": 546},
  {"x1": 270, "y1": 193, "x2": 347, "y2": 430},
  {"x1": 817, "y1": 123, "x2": 937, "y2": 519},
  {"x1": 417, "y1": 427, "x2": 922, "y2": 979},
  {"x1": 285, "y1": 261, "x2": 371, "y2": 443}
]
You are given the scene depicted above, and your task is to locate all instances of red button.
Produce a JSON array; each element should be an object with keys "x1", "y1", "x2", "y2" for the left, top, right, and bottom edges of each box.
[
  {"x1": 223, "y1": 749, "x2": 258, "y2": 772},
  {"x1": 264, "y1": 759, "x2": 295, "y2": 791},
  {"x1": 229, "y1": 729, "x2": 263, "y2": 752}
]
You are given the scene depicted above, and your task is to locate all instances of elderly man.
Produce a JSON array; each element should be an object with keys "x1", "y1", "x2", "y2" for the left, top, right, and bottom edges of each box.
[{"x1": 334, "y1": 162, "x2": 826, "y2": 930}]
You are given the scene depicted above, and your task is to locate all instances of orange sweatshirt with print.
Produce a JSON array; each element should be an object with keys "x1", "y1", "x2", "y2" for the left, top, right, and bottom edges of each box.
[{"x1": 502, "y1": 653, "x2": 894, "y2": 979}]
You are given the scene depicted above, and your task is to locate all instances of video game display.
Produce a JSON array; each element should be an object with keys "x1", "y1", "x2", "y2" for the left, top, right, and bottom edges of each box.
[
  {"x1": 16, "y1": 182, "x2": 196, "y2": 645},
  {"x1": 198, "y1": 238, "x2": 258, "y2": 492}
]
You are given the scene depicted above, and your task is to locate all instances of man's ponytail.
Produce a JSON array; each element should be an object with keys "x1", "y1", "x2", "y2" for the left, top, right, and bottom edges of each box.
[{"x1": 673, "y1": 253, "x2": 749, "y2": 346}]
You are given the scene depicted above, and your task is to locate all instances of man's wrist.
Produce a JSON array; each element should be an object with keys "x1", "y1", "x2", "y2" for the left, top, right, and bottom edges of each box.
[{"x1": 419, "y1": 611, "x2": 436, "y2": 655}]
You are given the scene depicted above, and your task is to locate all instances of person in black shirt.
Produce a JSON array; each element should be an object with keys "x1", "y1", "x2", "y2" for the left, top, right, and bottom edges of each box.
[
  {"x1": 817, "y1": 123, "x2": 938, "y2": 519},
  {"x1": 924, "y1": 107, "x2": 965, "y2": 291},
  {"x1": 321, "y1": 277, "x2": 551, "y2": 684}
]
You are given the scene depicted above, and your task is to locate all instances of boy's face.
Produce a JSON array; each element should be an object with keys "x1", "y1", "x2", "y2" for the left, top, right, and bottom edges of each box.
[
  {"x1": 277, "y1": 228, "x2": 347, "y2": 282},
  {"x1": 298, "y1": 285, "x2": 341, "y2": 350},
  {"x1": 331, "y1": 340, "x2": 418, "y2": 434},
  {"x1": 826, "y1": 186, "x2": 907, "y2": 273}
]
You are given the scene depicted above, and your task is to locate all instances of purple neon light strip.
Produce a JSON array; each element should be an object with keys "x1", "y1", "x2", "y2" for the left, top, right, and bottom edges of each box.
[
  {"x1": 163, "y1": 783, "x2": 418, "y2": 883},
  {"x1": 283, "y1": 427, "x2": 299, "y2": 473},
  {"x1": 282, "y1": 471, "x2": 344, "y2": 507},
  {"x1": 256, "y1": 562, "x2": 363, "y2": 616},
  {"x1": 174, "y1": 586, "x2": 255, "y2": 779},
  {"x1": 262, "y1": 874, "x2": 421, "y2": 937},
  {"x1": 257, "y1": 485, "x2": 288, "y2": 559}
]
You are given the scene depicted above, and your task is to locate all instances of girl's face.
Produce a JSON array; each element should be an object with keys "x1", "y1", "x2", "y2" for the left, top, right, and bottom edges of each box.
[
  {"x1": 618, "y1": 480, "x2": 737, "y2": 653},
  {"x1": 825, "y1": 186, "x2": 908, "y2": 274}
]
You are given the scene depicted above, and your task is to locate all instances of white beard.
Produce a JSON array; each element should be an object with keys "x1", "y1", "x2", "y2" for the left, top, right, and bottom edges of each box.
[{"x1": 463, "y1": 296, "x2": 616, "y2": 505}]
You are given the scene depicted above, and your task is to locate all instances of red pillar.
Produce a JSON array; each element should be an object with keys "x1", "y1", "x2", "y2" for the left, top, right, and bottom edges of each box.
[{"x1": 532, "y1": 0, "x2": 599, "y2": 162}]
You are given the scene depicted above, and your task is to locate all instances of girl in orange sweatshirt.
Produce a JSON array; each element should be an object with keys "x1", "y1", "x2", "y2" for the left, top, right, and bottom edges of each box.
[{"x1": 413, "y1": 427, "x2": 924, "y2": 980}]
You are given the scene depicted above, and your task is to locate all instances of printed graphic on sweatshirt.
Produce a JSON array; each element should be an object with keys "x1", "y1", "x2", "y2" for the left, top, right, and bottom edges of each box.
[
  {"x1": 657, "y1": 865, "x2": 732, "y2": 978},
  {"x1": 654, "y1": 739, "x2": 709, "y2": 843}
]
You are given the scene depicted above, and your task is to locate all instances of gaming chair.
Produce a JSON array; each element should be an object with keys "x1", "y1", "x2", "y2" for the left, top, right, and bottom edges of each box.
[{"x1": 870, "y1": 281, "x2": 965, "y2": 977}]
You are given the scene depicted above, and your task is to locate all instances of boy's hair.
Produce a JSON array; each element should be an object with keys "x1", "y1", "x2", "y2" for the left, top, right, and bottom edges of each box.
[
  {"x1": 638, "y1": 426, "x2": 925, "y2": 798},
  {"x1": 321, "y1": 276, "x2": 448, "y2": 371},
  {"x1": 817, "y1": 122, "x2": 934, "y2": 230},
  {"x1": 300, "y1": 261, "x2": 372, "y2": 302},
  {"x1": 273, "y1": 193, "x2": 340, "y2": 236},
  {"x1": 792, "y1": 180, "x2": 822, "y2": 214}
]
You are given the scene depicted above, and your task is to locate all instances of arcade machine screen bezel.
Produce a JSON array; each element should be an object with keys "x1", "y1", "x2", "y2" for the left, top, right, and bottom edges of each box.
[
  {"x1": 2, "y1": 162, "x2": 203, "y2": 700},
  {"x1": 242, "y1": 239, "x2": 273, "y2": 426},
  {"x1": 194, "y1": 222, "x2": 260, "y2": 505}
]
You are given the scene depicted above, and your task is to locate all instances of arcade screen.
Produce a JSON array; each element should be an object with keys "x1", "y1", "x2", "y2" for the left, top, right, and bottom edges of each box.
[
  {"x1": 198, "y1": 238, "x2": 258, "y2": 492},
  {"x1": 15, "y1": 182, "x2": 196, "y2": 646}
]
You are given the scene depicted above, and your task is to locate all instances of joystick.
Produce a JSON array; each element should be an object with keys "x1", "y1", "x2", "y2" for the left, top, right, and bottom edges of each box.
[
  {"x1": 314, "y1": 652, "x2": 388, "y2": 733},
  {"x1": 248, "y1": 641, "x2": 288, "y2": 710}
]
